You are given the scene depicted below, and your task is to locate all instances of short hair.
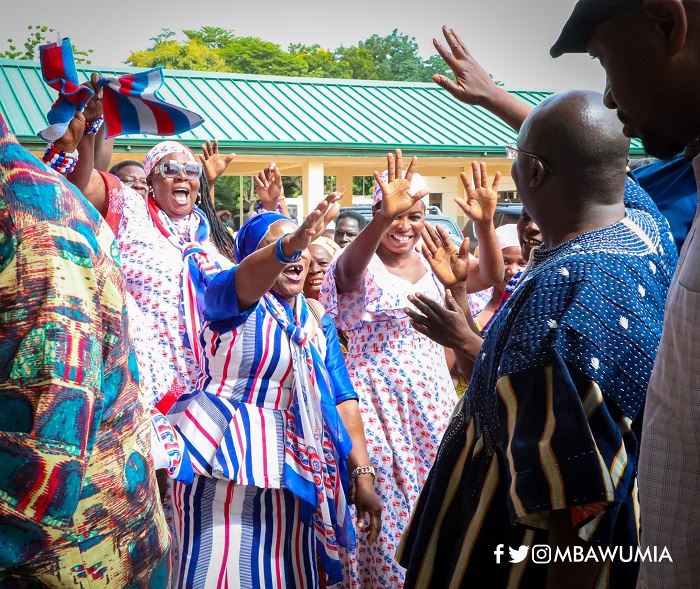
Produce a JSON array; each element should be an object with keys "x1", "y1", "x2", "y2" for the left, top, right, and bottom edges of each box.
[
  {"x1": 109, "y1": 160, "x2": 144, "y2": 175},
  {"x1": 337, "y1": 209, "x2": 368, "y2": 229}
]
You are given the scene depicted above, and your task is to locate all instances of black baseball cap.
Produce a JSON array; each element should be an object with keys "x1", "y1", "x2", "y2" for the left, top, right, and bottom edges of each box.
[{"x1": 550, "y1": 0, "x2": 644, "y2": 57}]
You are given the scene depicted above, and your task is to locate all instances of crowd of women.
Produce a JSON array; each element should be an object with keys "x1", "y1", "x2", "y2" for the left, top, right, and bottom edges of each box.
[
  {"x1": 5, "y1": 7, "x2": 698, "y2": 588},
  {"x1": 4, "y1": 45, "x2": 529, "y2": 585}
]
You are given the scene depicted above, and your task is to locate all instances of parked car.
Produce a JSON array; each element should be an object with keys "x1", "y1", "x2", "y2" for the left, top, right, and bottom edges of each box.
[
  {"x1": 338, "y1": 205, "x2": 464, "y2": 245},
  {"x1": 463, "y1": 203, "x2": 524, "y2": 253}
]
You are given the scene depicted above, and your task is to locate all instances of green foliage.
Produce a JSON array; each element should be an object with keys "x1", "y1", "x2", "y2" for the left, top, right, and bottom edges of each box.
[
  {"x1": 219, "y1": 37, "x2": 305, "y2": 76},
  {"x1": 128, "y1": 38, "x2": 225, "y2": 71},
  {"x1": 0, "y1": 25, "x2": 93, "y2": 64},
  {"x1": 124, "y1": 26, "x2": 469, "y2": 84},
  {"x1": 183, "y1": 27, "x2": 235, "y2": 49}
]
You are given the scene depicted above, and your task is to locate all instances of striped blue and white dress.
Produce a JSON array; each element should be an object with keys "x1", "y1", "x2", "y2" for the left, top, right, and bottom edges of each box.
[{"x1": 168, "y1": 266, "x2": 358, "y2": 589}]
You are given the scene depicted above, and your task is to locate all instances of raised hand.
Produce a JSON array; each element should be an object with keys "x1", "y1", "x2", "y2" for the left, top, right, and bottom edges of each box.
[
  {"x1": 54, "y1": 74, "x2": 101, "y2": 152},
  {"x1": 254, "y1": 162, "x2": 284, "y2": 210},
  {"x1": 54, "y1": 109, "x2": 86, "y2": 153},
  {"x1": 200, "y1": 139, "x2": 235, "y2": 186},
  {"x1": 456, "y1": 161, "x2": 499, "y2": 225},
  {"x1": 284, "y1": 191, "x2": 342, "y2": 253},
  {"x1": 373, "y1": 149, "x2": 428, "y2": 220},
  {"x1": 82, "y1": 73, "x2": 103, "y2": 122},
  {"x1": 432, "y1": 26, "x2": 499, "y2": 107},
  {"x1": 421, "y1": 224, "x2": 470, "y2": 288}
]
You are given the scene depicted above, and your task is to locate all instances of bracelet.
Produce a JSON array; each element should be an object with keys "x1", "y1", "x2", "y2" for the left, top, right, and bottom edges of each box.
[
  {"x1": 43, "y1": 143, "x2": 79, "y2": 175},
  {"x1": 351, "y1": 465, "x2": 376, "y2": 480},
  {"x1": 257, "y1": 201, "x2": 284, "y2": 213},
  {"x1": 274, "y1": 235, "x2": 302, "y2": 264},
  {"x1": 84, "y1": 115, "x2": 104, "y2": 135}
]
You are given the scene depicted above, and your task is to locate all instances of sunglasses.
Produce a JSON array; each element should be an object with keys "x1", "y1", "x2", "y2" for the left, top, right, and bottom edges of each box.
[
  {"x1": 157, "y1": 160, "x2": 202, "y2": 180},
  {"x1": 505, "y1": 144, "x2": 552, "y2": 172}
]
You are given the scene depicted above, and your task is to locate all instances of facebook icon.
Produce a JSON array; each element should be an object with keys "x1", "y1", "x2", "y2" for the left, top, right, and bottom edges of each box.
[{"x1": 494, "y1": 544, "x2": 505, "y2": 564}]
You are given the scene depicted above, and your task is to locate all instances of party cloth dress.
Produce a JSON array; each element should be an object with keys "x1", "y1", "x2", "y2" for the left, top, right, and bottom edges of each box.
[
  {"x1": 169, "y1": 265, "x2": 358, "y2": 589},
  {"x1": 320, "y1": 254, "x2": 457, "y2": 588}
]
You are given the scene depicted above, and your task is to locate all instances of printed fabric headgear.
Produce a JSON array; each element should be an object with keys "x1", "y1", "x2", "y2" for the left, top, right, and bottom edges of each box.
[
  {"x1": 143, "y1": 141, "x2": 196, "y2": 177},
  {"x1": 234, "y1": 211, "x2": 291, "y2": 262}
]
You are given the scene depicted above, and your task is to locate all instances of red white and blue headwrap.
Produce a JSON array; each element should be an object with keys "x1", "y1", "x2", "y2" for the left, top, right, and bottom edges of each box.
[
  {"x1": 143, "y1": 141, "x2": 197, "y2": 177},
  {"x1": 38, "y1": 38, "x2": 204, "y2": 142}
]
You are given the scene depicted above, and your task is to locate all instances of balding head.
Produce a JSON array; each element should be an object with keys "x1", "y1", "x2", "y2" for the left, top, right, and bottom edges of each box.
[
  {"x1": 512, "y1": 91, "x2": 629, "y2": 246},
  {"x1": 521, "y1": 90, "x2": 629, "y2": 186}
]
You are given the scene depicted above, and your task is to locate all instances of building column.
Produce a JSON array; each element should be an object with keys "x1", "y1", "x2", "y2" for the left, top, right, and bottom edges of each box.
[
  {"x1": 335, "y1": 171, "x2": 354, "y2": 206},
  {"x1": 451, "y1": 166, "x2": 469, "y2": 230},
  {"x1": 302, "y1": 160, "x2": 326, "y2": 216}
]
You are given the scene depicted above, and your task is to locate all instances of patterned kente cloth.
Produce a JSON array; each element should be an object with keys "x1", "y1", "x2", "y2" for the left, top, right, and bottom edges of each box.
[
  {"x1": 398, "y1": 184, "x2": 676, "y2": 589},
  {"x1": 0, "y1": 115, "x2": 170, "y2": 585}
]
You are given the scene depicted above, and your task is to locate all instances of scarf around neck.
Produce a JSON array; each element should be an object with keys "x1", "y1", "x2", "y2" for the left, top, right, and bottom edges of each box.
[
  {"x1": 262, "y1": 292, "x2": 354, "y2": 585},
  {"x1": 147, "y1": 195, "x2": 222, "y2": 364}
]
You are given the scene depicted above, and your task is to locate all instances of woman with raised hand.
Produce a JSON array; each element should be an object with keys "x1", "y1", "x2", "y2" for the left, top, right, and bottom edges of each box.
[
  {"x1": 169, "y1": 196, "x2": 381, "y2": 589},
  {"x1": 319, "y1": 150, "x2": 502, "y2": 588}
]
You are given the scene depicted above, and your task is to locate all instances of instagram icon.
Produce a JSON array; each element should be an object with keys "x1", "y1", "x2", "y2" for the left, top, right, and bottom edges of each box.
[{"x1": 531, "y1": 545, "x2": 552, "y2": 564}]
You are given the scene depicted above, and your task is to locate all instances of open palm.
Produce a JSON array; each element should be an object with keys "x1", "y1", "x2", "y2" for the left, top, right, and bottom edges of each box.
[
  {"x1": 421, "y1": 224, "x2": 470, "y2": 288},
  {"x1": 456, "y1": 161, "x2": 499, "y2": 224},
  {"x1": 200, "y1": 139, "x2": 235, "y2": 186},
  {"x1": 374, "y1": 149, "x2": 428, "y2": 219}
]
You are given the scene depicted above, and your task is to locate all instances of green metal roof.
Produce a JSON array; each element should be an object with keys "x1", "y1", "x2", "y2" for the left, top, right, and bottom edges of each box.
[{"x1": 0, "y1": 59, "x2": 645, "y2": 156}]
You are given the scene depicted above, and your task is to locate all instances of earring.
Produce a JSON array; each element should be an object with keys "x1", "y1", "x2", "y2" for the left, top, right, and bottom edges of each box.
[{"x1": 196, "y1": 192, "x2": 202, "y2": 205}]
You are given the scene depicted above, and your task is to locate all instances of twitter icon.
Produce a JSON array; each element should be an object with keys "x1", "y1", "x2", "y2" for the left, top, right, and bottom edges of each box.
[
  {"x1": 494, "y1": 544, "x2": 529, "y2": 564},
  {"x1": 509, "y1": 546, "x2": 529, "y2": 563}
]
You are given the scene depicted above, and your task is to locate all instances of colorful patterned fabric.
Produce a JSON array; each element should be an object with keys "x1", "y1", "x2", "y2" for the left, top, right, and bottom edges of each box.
[
  {"x1": 0, "y1": 113, "x2": 170, "y2": 586},
  {"x1": 170, "y1": 268, "x2": 358, "y2": 588},
  {"x1": 467, "y1": 286, "x2": 493, "y2": 318},
  {"x1": 93, "y1": 171, "x2": 190, "y2": 480},
  {"x1": 320, "y1": 253, "x2": 457, "y2": 589},
  {"x1": 99, "y1": 68, "x2": 204, "y2": 139},
  {"x1": 37, "y1": 38, "x2": 95, "y2": 141},
  {"x1": 113, "y1": 185, "x2": 233, "y2": 415},
  {"x1": 146, "y1": 194, "x2": 223, "y2": 369},
  {"x1": 398, "y1": 187, "x2": 676, "y2": 589},
  {"x1": 172, "y1": 479, "x2": 321, "y2": 589},
  {"x1": 38, "y1": 38, "x2": 203, "y2": 141}
]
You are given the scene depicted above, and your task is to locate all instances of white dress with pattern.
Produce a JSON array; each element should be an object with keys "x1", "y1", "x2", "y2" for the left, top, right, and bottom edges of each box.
[{"x1": 320, "y1": 254, "x2": 457, "y2": 589}]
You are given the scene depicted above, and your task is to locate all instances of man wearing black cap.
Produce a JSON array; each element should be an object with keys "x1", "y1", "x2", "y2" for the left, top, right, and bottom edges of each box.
[{"x1": 553, "y1": 2, "x2": 700, "y2": 588}]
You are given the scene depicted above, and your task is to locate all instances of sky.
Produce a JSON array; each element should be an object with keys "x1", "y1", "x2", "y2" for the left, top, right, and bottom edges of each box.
[{"x1": 0, "y1": 0, "x2": 606, "y2": 93}]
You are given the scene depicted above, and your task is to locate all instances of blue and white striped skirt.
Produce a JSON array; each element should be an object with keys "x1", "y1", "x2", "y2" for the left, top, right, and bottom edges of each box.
[{"x1": 171, "y1": 475, "x2": 321, "y2": 589}]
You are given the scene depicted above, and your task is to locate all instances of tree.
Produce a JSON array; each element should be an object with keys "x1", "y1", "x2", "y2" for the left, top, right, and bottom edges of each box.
[
  {"x1": 123, "y1": 25, "x2": 489, "y2": 85},
  {"x1": 183, "y1": 27, "x2": 235, "y2": 49},
  {"x1": 0, "y1": 25, "x2": 93, "y2": 63},
  {"x1": 289, "y1": 44, "x2": 350, "y2": 79},
  {"x1": 219, "y1": 37, "x2": 306, "y2": 76},
  {"x1": 336, "y1": 46, "x2": 378, "y2": 80},
  {"x1": 127, "y1": 38, "x2": 225, "y2": 71},
  {"x1": 359, "y1": 30, "x2": 425, "y2": 82}
]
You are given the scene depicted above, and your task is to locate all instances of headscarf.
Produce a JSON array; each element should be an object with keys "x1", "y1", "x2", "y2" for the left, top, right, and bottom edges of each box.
[
  {"x1": 312, "y1": 235, "x2": 341, "y2": 259},
  {"x1": 234, "y1": 211, "x2": 291, "y2": 262},
  {"x1": 373, "y1": 170, "x2": 430, "y2": 206},
  {"x1": 495, "y1": 223, "x2": 520, "y2": 251},
  {"x1": 143, "y1": 140, "x2": 196, "y2": 176}
]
